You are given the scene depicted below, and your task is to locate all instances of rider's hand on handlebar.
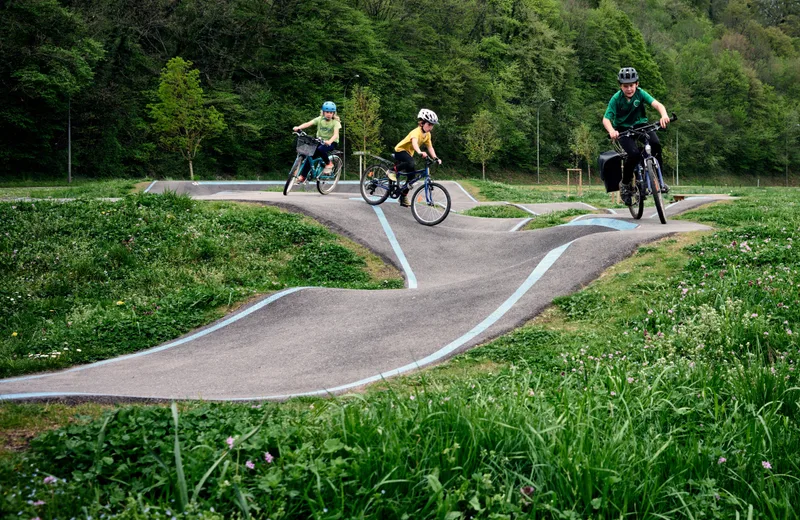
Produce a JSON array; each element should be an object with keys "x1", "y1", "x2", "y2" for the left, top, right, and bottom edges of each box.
[
  {"x1": 420, "y1": 151, "x2": 429, "y2": 159},
  {"x1": 659, "y1": 115, "x2": 670, "y2": 129},
  {"x1": 292, "y1": 126, "x2": 300, "y2": 132},
  {"x1": 435, "y1": 157, "x2": 442, "y2": 165},
  {"x1": 609, "y1": 129, "x2": 620, "y2": 140}
]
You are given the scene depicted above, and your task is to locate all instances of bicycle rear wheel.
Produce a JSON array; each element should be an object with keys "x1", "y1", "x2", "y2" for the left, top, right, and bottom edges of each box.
[
  {"x1": 284, "y1": 155, "x2": 304, "y2": 196},
  {"x1": 317, "y1": 155, "x2": 342, "y2": 195},
  {"x1": 411, "y1": 181, "x2": 451, "y2": 226},
  {"x1": 628, "y1": 178, "x2": 644, "y2": 219},
  {"x1": 646, "y1": 158, "x2": 666, "y2": 224},
  {"x1": 360, "y1": 164, "x2": 392, "y2": 205}
]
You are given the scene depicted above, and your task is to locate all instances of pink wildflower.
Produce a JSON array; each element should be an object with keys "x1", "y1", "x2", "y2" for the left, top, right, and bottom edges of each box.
[
  {"x1": 226, "y1": 436, "x2": 234, "y2": 449},
  {"x1": 33, "y1": 500, "x2": 45, "y2": 506},
  {"x1": 246, "y1": 460, "x2": 255, "y2": 470},
  {"x1": 264, "y1": 451, "x2": 274, "y2": 463},
  {"x1": 718, "y1": 457, "x2": 726, "y2": 464},
  {"x1": 762, "y1": 460, "x2": 772, "y2": 470},
  {"x1": 43, "y1": 476, "x2": 57, "y2": 484}
]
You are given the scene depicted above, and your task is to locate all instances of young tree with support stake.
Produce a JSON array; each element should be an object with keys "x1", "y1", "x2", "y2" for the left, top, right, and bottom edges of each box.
[
  {"x1": 465, "y1": 110, "x2": 501, "y2": 181},
  {"x1": 570, "y1": 122, "x2": 598, "y2": 184},
  {"x1": 148, "y1": 57, "x2": 226, "y2": 180},
  {"x1": 345, "y1": 86, "x2": 382, "y2": 156}
]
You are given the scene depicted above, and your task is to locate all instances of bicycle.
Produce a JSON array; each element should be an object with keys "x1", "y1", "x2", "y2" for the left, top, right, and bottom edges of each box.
[
  {"x1": 283, "y1": 131, "x2": 343, "y2": 196},
  {"x1": 359, "y1": 154, "x2": 451, "y2": 226},
  {"x1": 612, "y1": 114, "x2": 677, "y2": 224}
]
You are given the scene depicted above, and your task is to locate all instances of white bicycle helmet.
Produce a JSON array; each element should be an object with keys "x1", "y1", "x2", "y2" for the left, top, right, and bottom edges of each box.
[{"x1": 417, "y1": 108, "x2": 439, "y2": 125}]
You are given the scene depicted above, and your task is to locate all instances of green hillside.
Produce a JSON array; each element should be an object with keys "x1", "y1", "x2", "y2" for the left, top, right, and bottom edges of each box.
[{"x1": 1, "y1": 0, "x2": 798, "y2": 181}]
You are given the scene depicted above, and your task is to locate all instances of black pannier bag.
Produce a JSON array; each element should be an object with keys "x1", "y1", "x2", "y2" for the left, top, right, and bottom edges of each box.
[{"x1": 598, "y1": 150, "x2": 623, "y2": 193}]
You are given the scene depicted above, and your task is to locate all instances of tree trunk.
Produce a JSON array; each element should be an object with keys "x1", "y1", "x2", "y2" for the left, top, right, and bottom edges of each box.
[
  {"x1": 189, "y1": 159, "x2": 194, "y2": 180},
  {"x1": 482, "y1": 161, "x2": 485, "y2": 181}
]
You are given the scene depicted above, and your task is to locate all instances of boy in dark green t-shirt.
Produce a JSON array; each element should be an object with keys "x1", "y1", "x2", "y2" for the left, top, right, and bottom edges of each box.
[{"x1": 602, "y1": 67, "x2": 671, "y2": 205}]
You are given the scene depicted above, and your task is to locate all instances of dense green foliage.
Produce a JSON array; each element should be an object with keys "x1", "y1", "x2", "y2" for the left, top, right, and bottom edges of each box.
[
  {"x1": 0, "y1": 194, "x2": 401, "y2": 377},
  {"x1": 1, "y1": 0, "x2": 799, "y2": 181},
  {"x1": 0, "y1": 188, "x2": 799, "y2": 516}
]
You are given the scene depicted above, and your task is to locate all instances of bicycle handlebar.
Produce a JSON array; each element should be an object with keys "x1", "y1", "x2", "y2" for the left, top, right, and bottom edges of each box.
[
  {"x1": 616, "y1": 113, "x2": 678, "y2": 139},
  {"x1": 293, "y1": 130, "x2": 325, "y2": 144}
]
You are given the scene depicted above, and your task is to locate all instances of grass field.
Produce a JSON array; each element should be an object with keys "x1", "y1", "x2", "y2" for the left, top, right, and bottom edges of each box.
[{"x1": 0, "y1": 183, "x2": 798, "y2": 518}]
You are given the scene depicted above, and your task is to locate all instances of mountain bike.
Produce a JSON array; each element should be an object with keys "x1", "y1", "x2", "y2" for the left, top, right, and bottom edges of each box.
[
  {"x1": 359, "y1": 155, "x2": 451, "y2": 226},
  {"x1": 613, "y1": 114, "x2": 677, "y2": 224},
  {"x1": 284, "y1": 131, "x2": 343, "y2": 196}
]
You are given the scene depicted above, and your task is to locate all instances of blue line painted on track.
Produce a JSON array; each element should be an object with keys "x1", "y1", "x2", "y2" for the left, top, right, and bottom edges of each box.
[
  {"x1": 452, "y1": 181, "x2": 478, "y2": 203},
  {"x1": 144, "y1": 181, "x2": 157, "y2": 193},
  {"x1": 234, "y1": 240, "x2": 575, "y2": 400},
  {"x1": 0, "y1": 287, "x2": 307, "y2": 385},
  {"x1": 510, "y1": 203, "x2": 538, "y2": 216},
  {"x1": 509, "y1": 218, "x2": 532, "y2": 232},
  {"x1": 563, "y1": 218, "x2": 638, "y2": 230},
  {"x1": 0, "y1": 241, "x2": 572, "y2": 401},
  {"x1": 372, "y1": 206, "x2": 417, "y2": 289}
]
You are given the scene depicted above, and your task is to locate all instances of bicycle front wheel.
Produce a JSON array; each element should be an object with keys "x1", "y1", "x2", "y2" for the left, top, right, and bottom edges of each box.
[
  {"x1": 317, "y1": 155, "x2": 342, "y2": 195},
  {"x1": 411, "y1": 181, "x2": 451, "y2": 226},
  {"x1": 284, "y1": 155, "x2": 304, "y2": 196},
  {"x1": 628, "y1": 179, "x2": 644, "y2": 219},
  {"x1": 360, "y1": 164, "x2": 392, "y2": 205},
  {"x1": 645, "y1": 159, "x2": 666, "y2": 224}
]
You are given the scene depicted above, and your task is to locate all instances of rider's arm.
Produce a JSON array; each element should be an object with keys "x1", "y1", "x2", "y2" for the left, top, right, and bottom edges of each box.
[
  {"x1": 411, "y1": 137, "x2": 427, "y2": 158},
  {"x1": 292, "y1": 118, "x2": 317, "y2": 132},
  {"x1": 603, "y1": 117, "x2": 619, "y2": 140},
  {"x1": 427, "y1": 143, "x2": 442, "y2": 164},
  {"x1": 325, "y1": 125, "x2": 340, "y2": 146},
  {"x1": 651, "y1": 100, "x2": 670, "y2": 129}
]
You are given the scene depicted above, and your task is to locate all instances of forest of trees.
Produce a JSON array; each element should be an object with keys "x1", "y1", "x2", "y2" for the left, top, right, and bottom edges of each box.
[{"x1": 1, "y1": 0, "x2": 799, "y2": 181}]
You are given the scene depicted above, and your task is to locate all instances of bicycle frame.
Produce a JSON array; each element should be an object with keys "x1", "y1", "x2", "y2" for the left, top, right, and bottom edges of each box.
[{"x1": 615, "y1": 121, "x2": 667, "y2": 194}]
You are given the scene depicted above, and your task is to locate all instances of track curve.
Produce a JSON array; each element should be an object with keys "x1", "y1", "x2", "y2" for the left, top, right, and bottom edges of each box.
[{"x1": 0, "y1": 182, "x2": 731, "y2": 401}]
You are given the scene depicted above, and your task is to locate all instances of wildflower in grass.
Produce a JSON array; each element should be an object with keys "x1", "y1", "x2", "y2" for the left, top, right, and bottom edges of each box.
[
  {"x1": 11, "y1": 332, "x2": 17, "y2": 337},
  {"x1": 245, "y1": 460, "x2": 255, "y2": 470},
  {"x1": 610, "y1": 391, "x2": 616, "y2": 396},
  {"x1": 718, "y1": 457, "x2": 726, "y2": 464},
  {"x1": 520, "y1": 486, "x2": 535, "y2": 497},
  {"x1": 788, "y1": 329, "x2": 793, "y2": 335},
  {"x1": 762, "y1": 461, "x2": 772, "y2": 470},
  {"x1": 648, "y1": 309, "x2": 654, "y2": 315},
  {"x1": 751, "y1": 313, "x2": 758, "y2": 318},
  {"x1": 264, "y1": 452, "x2": 274, "y2": 463},
  {"x1": 43, "y1": 476, "x2": 57, "y2": 484},
  {"x1": 409, "y1": 394, "x2": 415, "y2": 400},
  {"x1": 627, "y1": 377, "x2": 634, "y2": 383},
  {"x1": 116, "y1": 301, "x2": 125, "y2": 305},
  {"x1": 32, "y1": 500, "x2": 45, "y2": 506},
  {"x1": 226, "y1": 436, "x2": 234, "y2": 449}
]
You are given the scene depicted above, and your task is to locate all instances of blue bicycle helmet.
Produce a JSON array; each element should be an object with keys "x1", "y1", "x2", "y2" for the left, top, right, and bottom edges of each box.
[{"x1": 321, "y1": 101, "x2": 337, "y2": 112}]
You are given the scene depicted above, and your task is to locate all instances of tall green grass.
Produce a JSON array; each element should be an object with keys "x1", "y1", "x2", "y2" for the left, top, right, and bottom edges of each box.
[
  {"x1": 0, "y1": 178, "x2": 141, "y2": 199},
  {"x1": 0, "y1": 193, "x2": 401, "y2": 377},
  {"x1": 1, "y1": 188, "x2": 798, "y2": 518}
]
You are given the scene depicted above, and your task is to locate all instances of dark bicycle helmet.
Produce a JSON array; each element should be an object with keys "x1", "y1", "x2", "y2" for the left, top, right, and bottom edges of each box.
[{"x1": 618, "y1": 67, "x2": 639, "y2": 84}]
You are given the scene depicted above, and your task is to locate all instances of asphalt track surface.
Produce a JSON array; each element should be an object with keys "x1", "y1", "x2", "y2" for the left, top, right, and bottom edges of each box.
[{"x1": 0, "y1": 181, "x2": 731, "y2": 402}]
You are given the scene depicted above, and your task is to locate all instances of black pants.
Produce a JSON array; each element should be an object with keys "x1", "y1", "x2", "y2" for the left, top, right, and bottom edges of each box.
[{"x1": 618, "y1": 130, "x2": 662, "y2": 185}]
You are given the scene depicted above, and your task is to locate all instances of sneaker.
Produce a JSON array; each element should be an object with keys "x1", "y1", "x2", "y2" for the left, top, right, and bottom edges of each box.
[
  {"x1": 297, "y1": 175, "x2": 306, "y2": 183},
  {"x1": 388, "y1": 171, "x2": 397, "y2": 182},
  {"x1": 620, "y1": 182, "x2": 634, "y2": 206},
  {"x1": 661, "y1": 182, "x2": 670, "y2": 194},
  {"x1": 400, "y1": 189, "x2": 411, "y2": 208},
  {"x1": 322, "y1": 163, "x2": 333, "y2": 174}
]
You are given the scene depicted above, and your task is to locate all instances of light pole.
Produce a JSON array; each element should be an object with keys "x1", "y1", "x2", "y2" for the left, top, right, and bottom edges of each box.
[
  {"x1": 675, "y1": 119, "x2": 690, "y2": 187},
  {"x1": 342, "y1": 74, "x2": 359, "y2": 179},
  {"x1": 537, "y1": 98, "x2": 555, "y2": 184},
  {"x1": 67, "y1": 95, "x2": 72, "y2": 184},
  {"x1": 787, "y1": 122, "x2": 799, "y2": 188}
]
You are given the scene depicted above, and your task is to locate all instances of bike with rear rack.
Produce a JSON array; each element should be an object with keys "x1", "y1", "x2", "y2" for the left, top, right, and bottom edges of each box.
[
  {"x1": 284, "y1": 131, "x2": 343, "y2": 196},
  {"x1": 359, "y1": 154, "x2": 451, "y2": 226}
]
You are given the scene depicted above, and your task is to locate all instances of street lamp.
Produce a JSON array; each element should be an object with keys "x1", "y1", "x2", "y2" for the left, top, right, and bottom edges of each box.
[
  {"x1": 536, "y1": 98, "x2": 555, "y2": 184},
  {"x1": 786, "y1": 122, "x2": 799, "y2": 188},
  {"x1": 675, "y1": 119, "x2": 690, "y2": 187},
  {"x1": 342, "y1": 74, "x2": 359, "y2": 179}
]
